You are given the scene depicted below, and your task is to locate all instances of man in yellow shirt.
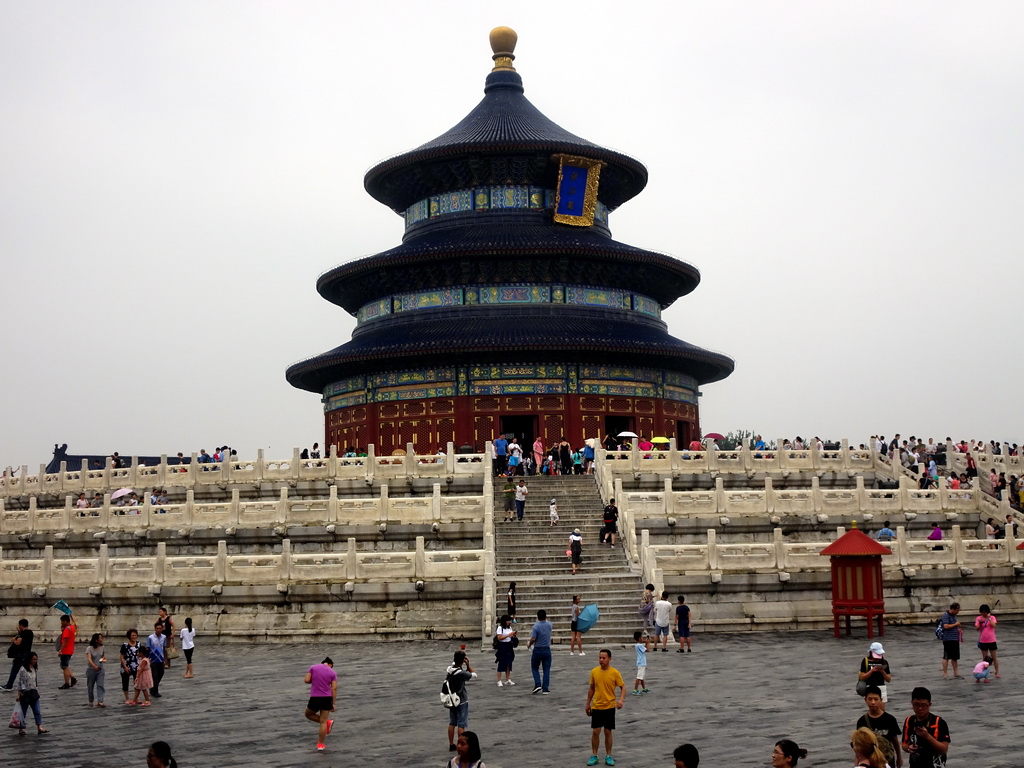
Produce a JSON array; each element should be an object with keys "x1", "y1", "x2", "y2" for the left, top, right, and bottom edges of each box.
[{"x1": 584, "y1": 649, "x2": 626, "y2": 766}]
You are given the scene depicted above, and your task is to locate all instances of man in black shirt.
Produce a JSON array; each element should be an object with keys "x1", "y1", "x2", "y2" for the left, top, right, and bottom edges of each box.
[
  {"x1": 601, "y1": 500, "x2": 619, "y2": 546},
  {"x1": 856, "y1": 685, "x2": 901, "y2": 768},
  {"x1": 2, "y1": 619, "x2": 34, "y2": 690},
  {"x1": 902, "y1": 686, "x2": 950, "y2": 768}
]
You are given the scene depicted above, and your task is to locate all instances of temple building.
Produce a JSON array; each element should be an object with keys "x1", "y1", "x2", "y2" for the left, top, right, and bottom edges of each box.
[{"x1": 286, "y1": 28, "x2": 733, "y2": 455}]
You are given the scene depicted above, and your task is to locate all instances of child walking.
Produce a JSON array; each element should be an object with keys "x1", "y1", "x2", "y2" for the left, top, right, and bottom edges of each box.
[
  {"x1": 549, "y1": 498, "x2": 559, "y2": 526},
  {"x1": 632, "y1": 631, "x2": 651, "y2": 695},
  {"x1": 132, "y1": 646, "x2": 153, "y2": 706}
]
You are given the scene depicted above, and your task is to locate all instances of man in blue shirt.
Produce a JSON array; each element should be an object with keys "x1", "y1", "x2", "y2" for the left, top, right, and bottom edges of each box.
[
  {"x1": 493, "y1": 435, "x2": 508, "y2": 476},
  {"x1": 876, "y1": 521, "x2": 896, "y2": 542},
  {"x1": 528, "y1": 609, "x2": 553, "y2": 694},
  {"x1": 146, "y1": 622, "x2": 167, "y2": 697}
]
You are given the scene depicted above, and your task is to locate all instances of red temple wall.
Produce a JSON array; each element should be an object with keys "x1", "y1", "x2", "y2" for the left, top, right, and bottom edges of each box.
[{"x1": 325, "y1": 394, "x2": 699, "y2": 456}]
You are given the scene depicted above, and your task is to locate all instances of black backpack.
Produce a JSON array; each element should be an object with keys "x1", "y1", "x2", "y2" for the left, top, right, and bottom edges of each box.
[{"x1": 440, "y1": 672, "x2": 462, "y2": 709}]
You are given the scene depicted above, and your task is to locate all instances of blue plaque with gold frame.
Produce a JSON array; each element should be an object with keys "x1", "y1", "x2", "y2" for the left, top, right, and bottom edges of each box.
[{"x1": 552, "y1": 154, "x2": 604, "y2": 227}]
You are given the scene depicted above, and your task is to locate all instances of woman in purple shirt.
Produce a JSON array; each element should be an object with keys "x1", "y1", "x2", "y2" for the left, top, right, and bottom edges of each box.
[{"x1": 303, "y1": 657, "x2": 337, "y2": 752}]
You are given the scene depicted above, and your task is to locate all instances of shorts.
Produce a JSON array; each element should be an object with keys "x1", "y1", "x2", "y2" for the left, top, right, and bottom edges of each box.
[
  {"x1": 677, "y1": 625, "x2": 691, "y2": 638},
  {"x1": 654, "y1": 624, "x2": 670, "y2": 637},
  {"x1": 942, "y1": 640, "x2": 961, "y2": 661},
  {"x1": 59, "y1": 654, "x2": 73, "y2": 669},
  {"x1": 307, "y1": 696, "x2": 333, "y2": 713},
  {"x1": 635, "y1": 666, "x2": 646, "y2": 681},
  {"x1": 448, "y1": 700, "x2": 469, "y2": 729},
  {"x1": 590, "y1": 707, "x2": 616, "y2": 730},
  {"x1": 978, "y1": 641, "x2": 998, "y2": 651},
  {"x1": 570, "y1": 621, "x2": 579, "y2": 632}
]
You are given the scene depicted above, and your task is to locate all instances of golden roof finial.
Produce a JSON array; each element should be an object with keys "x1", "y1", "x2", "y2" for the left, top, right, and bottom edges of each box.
[{"x1": 489, "y1": 26, "x2": 517, "y2": 72}]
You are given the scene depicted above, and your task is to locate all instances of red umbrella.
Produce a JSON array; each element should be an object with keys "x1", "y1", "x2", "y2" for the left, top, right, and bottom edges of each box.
[{"x1": 703, "y1": 432, "x2": 725, "y2": 440}]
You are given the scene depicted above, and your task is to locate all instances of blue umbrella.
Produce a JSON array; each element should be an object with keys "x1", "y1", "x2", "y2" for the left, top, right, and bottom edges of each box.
[
  {"x1": 576, "y1": 603, "x2": 600, "y2": 633},
  {"x1": 52, "y1": 600, "x2": 72, "y2": 616}
]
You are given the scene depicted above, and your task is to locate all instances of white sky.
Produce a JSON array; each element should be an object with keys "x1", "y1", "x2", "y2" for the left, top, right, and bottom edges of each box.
[{"x1": 2, "y1": 1, "x2": 1023, "y2": 468}]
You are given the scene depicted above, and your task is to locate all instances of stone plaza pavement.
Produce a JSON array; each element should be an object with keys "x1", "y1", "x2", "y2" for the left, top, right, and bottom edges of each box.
[{"x1": 2, "y1": 622, "x2": 1019, "y2": 767}]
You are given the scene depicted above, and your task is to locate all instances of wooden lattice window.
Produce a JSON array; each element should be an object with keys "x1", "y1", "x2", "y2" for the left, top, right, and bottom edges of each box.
[
  {"x1": 582, "y1": 415, "x2": 601, "y2": 440},
  {"x1": 380, "y1": 403, "x2": 400, "y2": 418},
  {"x1": 544, "y1": 414, "x2": 564, "y2": 440},
  {"x1": 474, "y1": 416, "x2": 494, "y2": 450},
  {"x1": 403, "y1": 401, "x2": 426, "y2": 417},
  {"x1": 636, "y1": 399, "x2": 654, "y2": 414},
  {"x1": 437, "y1": 418, "x2": 455, "y2": 448},
  {"x1": 580, "y1": 396, "x2": 604, "y2": 410},
  {"x1": 380, "y1": 421, "x2": 397, "y2": 453},
  {"x1": 506, "y1": 396, "x2": 531, "y2": 411},
  {"x1": 430, "y1": 399, "x2": 455, "y2": 414},
  {"x1": 474, "y1": 398, "x2": 500, "y2": 411},
  {"x1": 609, "y1": 398, "x2": 632, "y2": 413},
  {"x1": 538, "y1": 396, "x2": 563, "y2": 410}
]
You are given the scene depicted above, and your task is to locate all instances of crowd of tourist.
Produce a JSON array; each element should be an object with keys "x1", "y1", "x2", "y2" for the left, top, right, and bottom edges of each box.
[
  {"x1": 432, "y1": 595, "x2": 998, "y2": 766},
  {"x1": 4, "y1": 606, "x2": 196, "y2": 736}
]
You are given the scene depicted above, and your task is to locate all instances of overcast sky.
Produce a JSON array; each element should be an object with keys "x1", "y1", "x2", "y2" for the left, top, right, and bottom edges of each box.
[{"x1": 2, "y1": 2, "x2": 1022, "y2": 468}]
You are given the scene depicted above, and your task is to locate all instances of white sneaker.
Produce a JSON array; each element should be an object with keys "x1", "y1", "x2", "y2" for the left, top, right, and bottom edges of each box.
[
  {"x1": 497, "y1": 681, "x2": 503, "y2": 687},
  {"x1": 569, "y1": 651, "x2": 575, "y2": 655},
  {"x1": 507, "y1": 680, "x2": 515, "y2": 686},
  {"x1": 578, "y1": 651, "x2": 585, "y2": 656}
]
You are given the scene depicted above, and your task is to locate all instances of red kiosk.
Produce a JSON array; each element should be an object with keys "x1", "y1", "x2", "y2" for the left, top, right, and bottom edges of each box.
[{"x1": 819, "y1": 523, "x2": 892, "y2": 638}]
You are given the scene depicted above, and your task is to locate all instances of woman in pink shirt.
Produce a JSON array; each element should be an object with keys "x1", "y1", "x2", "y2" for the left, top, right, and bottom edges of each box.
[
  {"x1": 532, "y1": 437, "x2": 545, "y2": 475},
  {"x1": 303, "y1": 657, "x2": 337, "y2": 752},
  {"x1": 975, "y1": 604, "x2": 999, "y2": 677}
]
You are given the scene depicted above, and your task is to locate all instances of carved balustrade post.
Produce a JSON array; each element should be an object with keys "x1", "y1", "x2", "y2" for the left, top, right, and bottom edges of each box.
[
  {"x1": 280, "y1": 538, "x2": 292, "y2": 582},
  {"x1": 275, "y1": 488, "x2": 287, "y2": 526},
  {"x1": 43, "y1": 544, "x2": 53, "y2": 588},
  {"x1": 346, "y1": 537, "x2": 358, "y2": 580},
  {"x1": 773, "y1": 527, "x2": 785, "y2": 570},
  {"x1": 328, "y1": 485, "x2": 338, "y2": 523},
  {"x1": 155, "y1": 542, "x2": 166, "y2": 587},
  {"x1": 97, "y1": 543, "x2": 108, "y2": 586},
  {"x1": 952, "y1": 525, "x2": 964, "y2": 565},
  {"x1": 214, "y1": 541, "x2": 227, "y2": 582}
]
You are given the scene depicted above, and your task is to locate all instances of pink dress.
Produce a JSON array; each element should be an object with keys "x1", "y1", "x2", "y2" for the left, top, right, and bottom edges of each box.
[
  {"x1": 532, "y1": 439, "x2": 544, "y2": 470},
  {"x1": 134, "y1": 658, "x2": 153, "y2": 691}
]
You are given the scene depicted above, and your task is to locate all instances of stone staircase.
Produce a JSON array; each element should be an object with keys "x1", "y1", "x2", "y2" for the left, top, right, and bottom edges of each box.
[{"x1": 494, "y1": 474, "x2": 643, "y2": 647}]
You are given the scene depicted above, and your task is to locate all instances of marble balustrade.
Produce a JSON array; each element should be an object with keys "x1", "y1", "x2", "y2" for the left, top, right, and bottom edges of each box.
[
  {"x1": 0, "y1": 444, "x2": 488, "y2": 502},
  {"x1": 0, "y1": 484, "x2": 486, "y2": 534},
  {"x1": 0, "y1": 536, "x2": 485, "y2": 590},
  {"x1": 639, "y1": 524, "x2": 1024, "y2": 587}
]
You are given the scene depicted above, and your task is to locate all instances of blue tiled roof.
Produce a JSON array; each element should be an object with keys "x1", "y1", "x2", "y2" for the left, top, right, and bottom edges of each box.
[
  {"x1": 317, "y1": 221, "x2": 700, "y2": 312},
  {"x1": 364, "y1": 70, "x2": 648, "y2": 214},
  {"x1": 285, "y1": 307, "x2": 734, "y2": 393}
]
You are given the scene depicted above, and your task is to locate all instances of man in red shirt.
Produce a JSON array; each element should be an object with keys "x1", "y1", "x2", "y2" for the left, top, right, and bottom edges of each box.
[{"x1": 57, "y1": 613, "x2": 77, "y2": 689}]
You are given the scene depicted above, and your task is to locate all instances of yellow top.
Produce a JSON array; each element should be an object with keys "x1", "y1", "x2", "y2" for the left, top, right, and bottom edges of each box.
[
  {"x1": 588, "y1": 665, "x2": 625, "y2": 710},
  {"x1": 489, "y1": 26, "x2": 517, "y2": 71}
]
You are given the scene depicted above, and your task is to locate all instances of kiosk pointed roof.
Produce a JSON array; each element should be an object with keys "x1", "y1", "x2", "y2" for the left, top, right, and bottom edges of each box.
[{"x1": 819, "y1": 525, "x2": 893, "y2": 557}]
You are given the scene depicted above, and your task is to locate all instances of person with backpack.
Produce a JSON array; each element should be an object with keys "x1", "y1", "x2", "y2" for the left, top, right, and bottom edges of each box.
[
  {"x1": 938, "y1": 603, "x2": 963, "y2": 679},
  {"x1": 445, "y1": 650, "x2": 477, "y2": 753}
]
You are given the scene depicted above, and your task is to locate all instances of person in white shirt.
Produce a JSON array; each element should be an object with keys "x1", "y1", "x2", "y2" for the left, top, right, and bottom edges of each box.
[
  {"x1": 652, "y1": 592, "x2": 674, "y2": 652},
  {"x1": 179, "y1": 618, "x2": 196, "y2": 679}
]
